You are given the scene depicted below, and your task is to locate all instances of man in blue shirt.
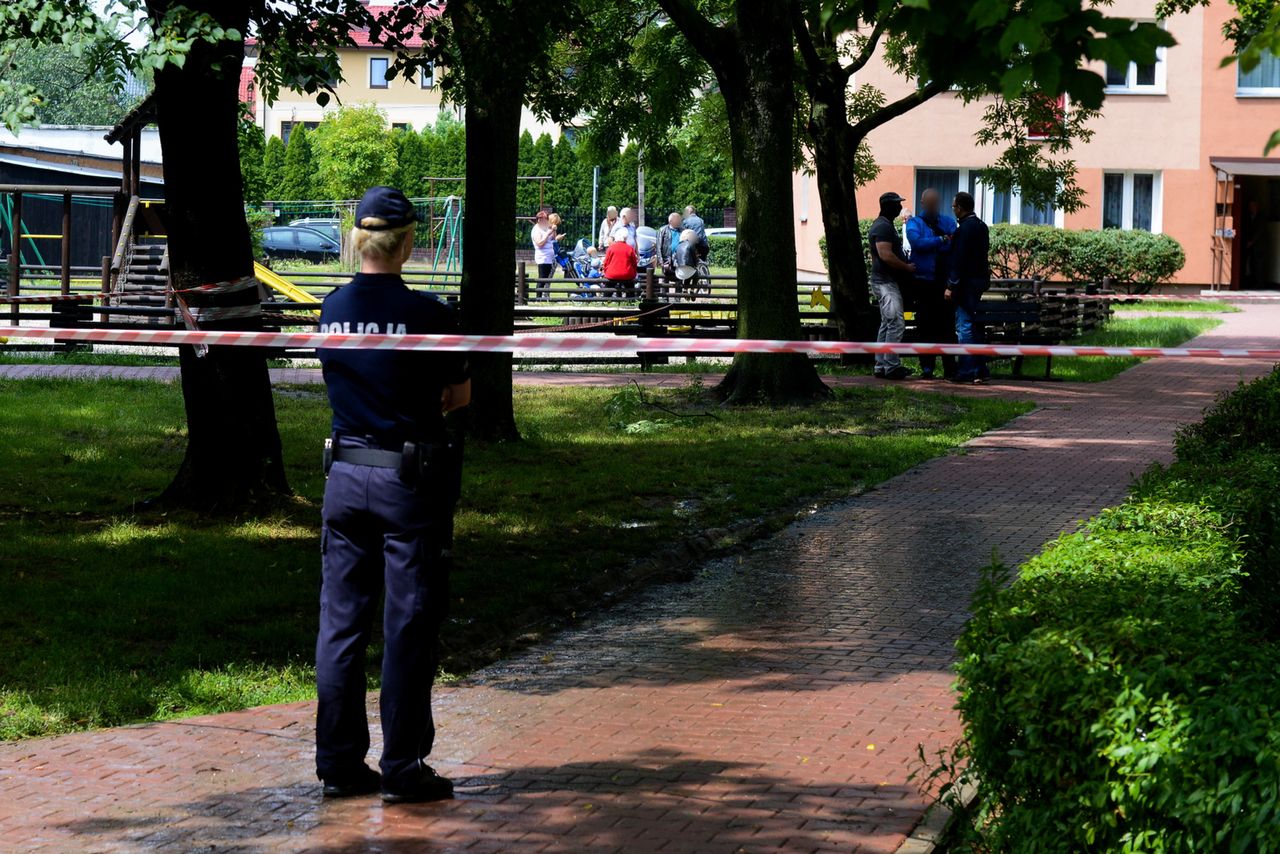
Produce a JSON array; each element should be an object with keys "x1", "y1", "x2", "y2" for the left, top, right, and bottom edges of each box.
[
  {"x1": 905, "y1": 188, "x2": 958, "y2": 379},
  {"x1": 683, "y1": 205, "x2": 710, "y2": 259},
  {"x1": 315, "y1": 186, "x2": 470, "y2": 804}
]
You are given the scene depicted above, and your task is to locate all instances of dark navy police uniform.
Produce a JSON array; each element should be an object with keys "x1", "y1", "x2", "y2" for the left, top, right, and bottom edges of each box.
[{"x1": 315, "y1": 269, "x2": 468, "y2": 798}]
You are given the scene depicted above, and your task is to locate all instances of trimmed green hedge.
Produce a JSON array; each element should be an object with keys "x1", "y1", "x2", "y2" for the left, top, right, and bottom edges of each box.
[
  {"x1": 819, "y1": 224, "x2": 1185, "y2": 294},
  {"x1": 707, "y1": 234, "x2": 736, "y2": 267},
  {"x1": 948, "y1": 367, "x2": 1280, "y2": 851}
]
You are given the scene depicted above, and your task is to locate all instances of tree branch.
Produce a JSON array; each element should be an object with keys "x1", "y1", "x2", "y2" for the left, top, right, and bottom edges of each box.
[
  {"x1": 849, "y1": 78, "x2": 946, "y2": 139},
  {"x1": 657, "y1": 0, "x2": 729, "y2": 73},
  {"x1": 842, "y1": 18, "x2": 888, "y2": 80},
  {"x1": 790, "y1": 0, "x2": 823, "y2": 76}
]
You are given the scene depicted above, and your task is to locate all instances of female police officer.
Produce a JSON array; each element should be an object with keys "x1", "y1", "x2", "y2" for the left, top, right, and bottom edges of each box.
[{"x1": 314, "y1": 186, "x2": 470, "y2": 803}]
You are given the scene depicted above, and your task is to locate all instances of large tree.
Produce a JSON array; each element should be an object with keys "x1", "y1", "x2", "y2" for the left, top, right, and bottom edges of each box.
[
  {"x1": 653, "y1": 0, "x2": 829, "y2": 403},
  {"x1": 373, "y1": 0, "x2": 565, "y2": 441},
  {"x1": 0, "y1": 0, "x2": 402, "y2": 507},
  {"x1": 794, "y1": 0, "x2": 1175, "y2": 342}
]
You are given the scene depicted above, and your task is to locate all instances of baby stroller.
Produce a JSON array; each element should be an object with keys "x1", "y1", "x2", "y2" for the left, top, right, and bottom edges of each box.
[
  {"x1": 672, "y1": 239, "x2": 710, "y2": 300},
  {"x1": 554, "y1": 241, "x2": 577, "y2": 278}
]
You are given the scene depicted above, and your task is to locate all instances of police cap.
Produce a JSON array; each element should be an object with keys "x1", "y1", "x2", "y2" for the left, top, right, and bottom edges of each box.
[{"x1": 355, "y1": 186, "x2": 417, "y2": 231}]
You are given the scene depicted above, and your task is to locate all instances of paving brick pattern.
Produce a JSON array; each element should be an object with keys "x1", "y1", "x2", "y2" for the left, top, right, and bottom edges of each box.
[{"x1": 1, "y1": 307, "x2": 1276, "y2": 853}]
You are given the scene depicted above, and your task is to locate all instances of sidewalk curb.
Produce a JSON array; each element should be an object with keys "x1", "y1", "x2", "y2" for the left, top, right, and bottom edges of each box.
[{"x1": 896, "y1": 781, "x2": 978, "y2": 854}]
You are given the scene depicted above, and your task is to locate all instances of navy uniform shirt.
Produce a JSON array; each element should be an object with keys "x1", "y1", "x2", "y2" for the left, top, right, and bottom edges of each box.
[{"x1": 318, "y1": 273, "x2": 469, "y2": 444}]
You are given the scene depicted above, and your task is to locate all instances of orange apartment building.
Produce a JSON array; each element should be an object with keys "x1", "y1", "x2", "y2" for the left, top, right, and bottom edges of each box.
[{"x1": 793, "y1": 0, "x2": 1280, "y2": 289}]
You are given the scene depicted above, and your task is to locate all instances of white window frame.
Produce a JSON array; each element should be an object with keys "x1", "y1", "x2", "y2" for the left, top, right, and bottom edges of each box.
[
  {"x1": 369, "y1": 55, "x2": 390, "y2": 89},
  {"x1": 1101, "y1": 171, "x2": 1163, "y2": 233},
  {"x1": 1237, "y1": 50, "x2": 1280, "y2": 97},
  {"x1": 917, "y1": 168, "x2": 1065, "y2": 227},
  {"x1": 420, "y1": 62, "x2": 435, "y2": 89},
  {"x1": 1104, "y1": 21, "x2": 1168, "y2": 95}
]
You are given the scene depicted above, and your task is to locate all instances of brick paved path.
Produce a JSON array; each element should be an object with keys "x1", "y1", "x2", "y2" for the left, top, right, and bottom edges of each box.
[{"x1": 1, "y1": 307, "x2": 1276, "y2": 853}]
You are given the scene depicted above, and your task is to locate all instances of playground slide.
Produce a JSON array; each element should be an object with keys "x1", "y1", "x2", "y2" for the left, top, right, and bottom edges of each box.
[{"x1": 254, "y1": 262, "x2": 320, "y2": 306}]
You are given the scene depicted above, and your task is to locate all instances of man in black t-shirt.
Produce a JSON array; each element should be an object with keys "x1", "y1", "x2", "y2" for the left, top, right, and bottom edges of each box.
[
  {"x1": 868, "y1": 191, "x2": 917, "y2": 379},
  {"x1": 314, "y1": 187, "x2": 470, "y2": 805}
]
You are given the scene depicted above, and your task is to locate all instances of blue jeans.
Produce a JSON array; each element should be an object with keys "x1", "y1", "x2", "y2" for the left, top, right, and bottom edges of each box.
[
  {"x1": 953, "y1": 286, "x2": 989, "y2": 380},
  {"x1": 873, "y1": 278, "x2": 905, "y2": 370}
]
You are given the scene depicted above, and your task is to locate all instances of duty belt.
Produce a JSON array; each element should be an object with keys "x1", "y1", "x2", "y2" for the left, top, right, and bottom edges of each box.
[{"x1": 330, "y1": 445, "x2": 403, "y2": 468}]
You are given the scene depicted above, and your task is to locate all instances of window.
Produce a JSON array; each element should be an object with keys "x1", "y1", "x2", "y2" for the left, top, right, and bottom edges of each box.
[
  {"x1": 911, "y1": 168, "x2": 1062, "y2": 228},
  {"x1": 1238, "y1": 49, "x2": 1280, "y2": 96},
  {"x1": 420, "y1": 62, "x2": 435, "y2": 89},
  {"x1": 370, "y1": 56, "x2": 390, "y2": 89},
  {"x1": 392, "y1": 122, "x2": 410, "y2": 132},
  {"x1": 1104, "y1": 23, "x2": 1167, "y2": 94},
  {"x1": 296, "y1": 230, "x2": 330, "y2": 250},
  {"x1": 280, "y1": 120, "x2": 319, "y2": 144},
  {"x1": 1027, "y1": 94, "x2": 1066, "y2": 140},
  {"x1": 1102, "y1": 171, "x2": 1161, "y2": 232},
  {"x1": 265, "y1": 229, "x2": 296, "y2": 250}
]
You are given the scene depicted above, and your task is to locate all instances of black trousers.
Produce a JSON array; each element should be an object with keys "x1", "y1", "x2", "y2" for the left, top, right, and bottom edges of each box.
[
  {"x1": 536, "y1": 262, "x2": 555, "y2": 298},
  {"x1": 315, "y1": 438, "x2": 453, "y2": 788},
  {"x1": 910, "y1": 278, "x2": 956, "y2": 376}
]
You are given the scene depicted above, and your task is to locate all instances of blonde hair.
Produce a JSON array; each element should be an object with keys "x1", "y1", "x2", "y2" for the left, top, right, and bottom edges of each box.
[
  {"x1": 548, "y1": 213, "x2": 561, "y2": 227},
  {"x1": 350, "y1": 217, "x2": 415, "y2": 261}
]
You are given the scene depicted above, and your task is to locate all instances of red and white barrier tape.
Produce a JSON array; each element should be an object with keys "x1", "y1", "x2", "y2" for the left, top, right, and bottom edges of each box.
[
  {"x1": 0, "y1": 325, "x2": 1276, "y2": 360},
  {"x1": 6, "y1": 289, "x2": 1280, "y2": 305}
]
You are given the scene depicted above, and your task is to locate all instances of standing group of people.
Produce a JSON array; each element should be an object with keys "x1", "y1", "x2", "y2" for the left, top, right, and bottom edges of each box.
[
  {"x1": 868, "y1": 188, "x2": 991, "y2": 384},
  {"x1": 589, "y1": 204, "x2": 710, "y2": 298}
]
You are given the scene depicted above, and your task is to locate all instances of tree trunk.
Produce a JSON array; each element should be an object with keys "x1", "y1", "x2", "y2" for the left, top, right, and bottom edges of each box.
[
  {"x1": 809, "y1": 107, "x2": 877, "y2": 346},
  {"x1": 449, "y1": 1, "x2": 521, "y2": 441},
  {"x1": 715, "y1": 5, "x2": 829, "y2": 404},
  {"x1": 150, "y1": 0, "x2": 288, "y2": 507}
]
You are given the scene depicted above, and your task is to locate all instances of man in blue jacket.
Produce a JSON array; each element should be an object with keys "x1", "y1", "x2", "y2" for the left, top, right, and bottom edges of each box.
[{"x1": 904, "y1": 188, "x2": 957, "y2": 379}]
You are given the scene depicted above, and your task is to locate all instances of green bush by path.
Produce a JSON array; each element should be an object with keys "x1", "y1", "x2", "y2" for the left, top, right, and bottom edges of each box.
[
  {"x1": 0, "y1": 378, "x2": 1029, "y2": 740},
  {"x1": 947, "y1": 366, "x2": 1280, "y2": 852},
  {"x1": 820, "y1": 224, "x2": 1186, "y2": 294},
  {"x1": 987, "y1": 225, "x2": 1185, "y2": 293},
  {"x1": 707, "y1": 234, "x2": 735, "y2": 266}
]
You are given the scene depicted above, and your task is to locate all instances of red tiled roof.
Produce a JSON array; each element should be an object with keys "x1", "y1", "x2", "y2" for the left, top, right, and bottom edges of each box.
[
  {"x1": 349, "y1": 5, "x2": 442, "y2": 48},
  {"x1": 245, "y1": 5, "x2": 441, "y2": 50},
  {"x1": 238, "y1": 65, "x2": 256, "y2": 111}
]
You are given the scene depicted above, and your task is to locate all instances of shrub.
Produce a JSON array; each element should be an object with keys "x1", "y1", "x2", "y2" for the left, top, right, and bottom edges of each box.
[
  {"x1": 819, "y1": 222, "x2": 1184, "y2": 294},
  {"x1": 949, "y1": 366, "x2": 1280, "y2": 852},
  {"x1": 1061, "y1": 229, "x2": 1186, "y2": 295},
  {"x1": 707, "y1": 235, "x2": 735, "y2": 267},
  {"x1": 987, "y1": 224, "x2": 1072, "y2": 280}
]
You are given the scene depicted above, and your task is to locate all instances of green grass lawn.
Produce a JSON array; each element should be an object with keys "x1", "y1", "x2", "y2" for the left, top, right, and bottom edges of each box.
[
  {"x1": 986, "y1": 315, "x2": 1222, "y2": 383},
  {"x1": 624, "y1": 316, "x2": 1223, "y2": 383},
  {"x1": 1110, "y1": 300, "x2": 1239, "y2": 313},
  {"x1": 0, "y1": 378, "x2": 1029, "y2": 740}
]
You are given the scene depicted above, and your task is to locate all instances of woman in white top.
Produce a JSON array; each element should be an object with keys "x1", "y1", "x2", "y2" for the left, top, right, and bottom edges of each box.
[
  {"x1": 597, "y1": 205, "x2": 619, "y2": 248},
  {"x1": 530, "y1": 210, "x2": 557, "y2": 298}
]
